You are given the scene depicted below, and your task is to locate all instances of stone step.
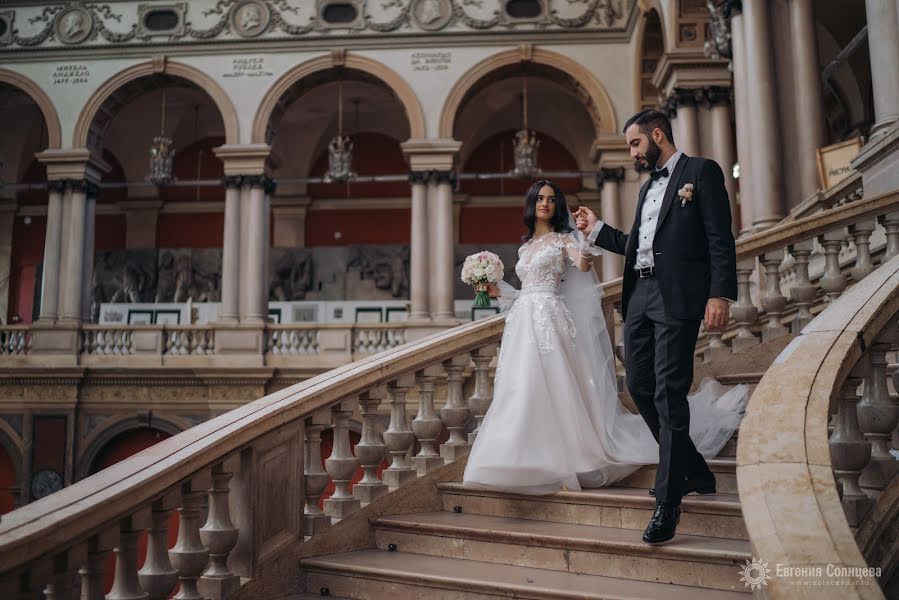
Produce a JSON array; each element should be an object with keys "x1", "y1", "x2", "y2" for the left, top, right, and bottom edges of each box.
[
  {"x1": 437, "y1": 483, "x2": 747, "y2": 540},
  {"x1": 373, "y1": 511, "x2": 751, "y2": 592},
  {"x1": 615, "y1": 458, "x2": 737, "y2": 493},
  {"x1": 302, "y1": 550, "x2": 751, "y2": 599}
]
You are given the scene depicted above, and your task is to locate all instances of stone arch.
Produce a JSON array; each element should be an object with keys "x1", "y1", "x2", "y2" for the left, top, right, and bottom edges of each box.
[
  {"x1": 73, "y1": 60, "x2": 239, "y2": 151},
  {"x1": 439, "y1": 47, "x2": 618, "y2": 139},
  {"x1": 77, "y1": 416, "x2": 184, "y2": 481},
  {"x1": 634, "y1": 6, "x2": 665, "y2": 112},
  {"x1": 252, "y1": 53, "x2": 426, "y2": 144},
  {"x1": 0, "y1": 68, "x2": 62, "y2": 149}
]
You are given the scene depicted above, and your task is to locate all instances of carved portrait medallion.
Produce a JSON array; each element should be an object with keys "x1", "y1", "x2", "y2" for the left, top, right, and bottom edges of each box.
[
  {"x1": 55, "y1": 6, "x2": 93, "y2": 44},
  {"x1": 0, "y1": 10, "x2": 14, "y2": 46},
  {"x1": 230, "y1": 0, "x2": 271, "y2": 37},
  {"x1": 412, "y1": 0, "x2": 452, "y2": 31}
]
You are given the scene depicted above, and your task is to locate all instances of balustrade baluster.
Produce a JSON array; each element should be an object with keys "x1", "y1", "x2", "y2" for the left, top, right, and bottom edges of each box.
[
  {"x1": 79, "y1": 536, "x2": 105, "y2": 600},
  {"x1": 879, "y1": 212, "x2": 899, "y2": 262},
  {"x1": 324, "y1": 400, "x2": 361, "y2": 520},
  {"x1": 107, "y1": 515, "x2": 148, "y2": 600},
  {"x1": 138, "y1": 500, "x2": 177, "y2": 600},
  {"x1": 412, "y1": 365, "x2": 447, "y2": 475},
  {"x1": 760, "y1": 250, "x2": 789, "y2": 342},
  {"x1": 819, "y1": 230, "x2": 848, "y2": 300},
  {"x1": 849, "y1": 219, "x2": 876, "y2": 281},
  {"x1": 702, "y1": 323, "x2": 729, "y2": 363},
  {"x1": 468, "y1": 346, "x2": 497, "y2": 444},
  {"x1": 730, "y1": 258, "x2": 760, "y2": 351},
  {"x1": 440, "y1": 354, "x2": 472, "y2": 463},
  {"x1": 830, "y1": 375, "x2": 873, "y2": 526},
  {"x1": 304, "y1": 410, "x2": 332, "y2": 536},
  {"x1": 169, "y1": 482, "x2": 209, "y2": 600},
  {"x1": 858, "y1": 334, "x2": 899, "y2": 495},
  {"x1": 198, "y1": 463, "x2": 240, "y2": 600},
  {"x1": 382, "y1": 373, "x2": 417, "y2": 489},
  {"x1": 353, "y1": 388, "x2": 389, "y2": 504},
  {"x1": 788, "y1": 240, "x2": 816, "y2": 333},
  {"x1": 41, "y1": 554, "x2": 71, "y2": 600}
]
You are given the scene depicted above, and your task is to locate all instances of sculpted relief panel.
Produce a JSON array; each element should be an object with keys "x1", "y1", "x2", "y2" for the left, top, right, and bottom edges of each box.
[{"x1": 0, "y1": 0, "x2": 635, "y2": 48}]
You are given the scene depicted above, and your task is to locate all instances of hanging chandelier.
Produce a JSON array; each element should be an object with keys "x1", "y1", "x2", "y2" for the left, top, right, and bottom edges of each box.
[
  {"x1": 323, "y1": 75, "x2": 355, "y2": 183},
  {"x1": 511, "y1": 68, "x2": 541, "y2": 179},
  {"x1": 148, "y1": 89, "x2": 174, "y2": 187}
]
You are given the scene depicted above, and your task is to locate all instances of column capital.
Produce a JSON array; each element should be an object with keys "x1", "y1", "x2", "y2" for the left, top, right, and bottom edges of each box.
[
  {"x1": 213, "y1": 144, "x2": 273, "y2": 177},
  {"x1": 400, "y1": 138, "x2": 461, "y2": 172},
  {"x1": 430, "y1": 170, "x2": 457, "y2": 186},
  {"x1": 408, "y1": 171, "x2": 431, "y2": 184},
  {"x1": 222, "y1": 175, "x2": 244, "y2": 189},
  {"x1": 705, "y1": 86, "x2": 734, "y2": 107},
  {"x1": 723, "y1": 0, "x2": 742, "y2": 17},
  {"x1": 595, "y1": 167, "x2": 625, "y2": 188},
  {"x1": 47, "y1": 180, "x2": 67, "y2": 194},
  {"x1": 244, "y1": 174, "x2": 276, "y2": 195}
]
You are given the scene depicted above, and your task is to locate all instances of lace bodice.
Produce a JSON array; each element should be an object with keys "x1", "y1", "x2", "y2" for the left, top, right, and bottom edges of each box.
[{"x1": 516, "y1": 232, "x2": 582, "y2": 291}]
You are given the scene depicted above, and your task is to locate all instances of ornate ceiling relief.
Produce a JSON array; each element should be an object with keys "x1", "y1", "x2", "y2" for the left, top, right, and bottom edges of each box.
[{"x1": 0, "y1": 0, "x2": 635, "y2": 48}]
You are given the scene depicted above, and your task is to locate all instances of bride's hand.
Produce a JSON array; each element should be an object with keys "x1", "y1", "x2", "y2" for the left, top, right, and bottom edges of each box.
[{"x1": 486, "y1": 282, "x2": 501, "y2": 297}]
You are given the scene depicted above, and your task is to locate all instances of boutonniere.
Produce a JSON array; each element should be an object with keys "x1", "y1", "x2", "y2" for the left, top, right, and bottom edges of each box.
[{"x1": 678, "y1": 183, "x2": 694, "y2": 207}]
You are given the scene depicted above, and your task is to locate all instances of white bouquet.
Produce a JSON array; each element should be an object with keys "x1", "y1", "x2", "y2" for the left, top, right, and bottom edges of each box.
[{"x1": 461, "y1": 251, "x2": 504, "y2": 308}]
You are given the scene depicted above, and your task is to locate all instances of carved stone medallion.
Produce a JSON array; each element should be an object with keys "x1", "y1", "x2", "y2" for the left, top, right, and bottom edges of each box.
[
  {"x1": 230, "y1": 0, "x2": 271, "y2": 38},
  {"x1": 0, "y1": 10, "x2": 14, "y2": 46},
  {"x1": 55, "y1": 6, "x2": 93, "y2": 45},
  {"x1": 412, "y1": 0, "x2": 452, "y2": 31},
  {"x1": 31, "y1": 469, "x2": 64, "y2": 500}
]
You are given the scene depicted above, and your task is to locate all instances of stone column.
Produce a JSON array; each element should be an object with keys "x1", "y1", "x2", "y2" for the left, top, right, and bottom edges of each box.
[
  {"x1": 81, "y1": 186, "x2": 97, "y2": 322},
  {"x1": 38, "y1": 181, "x2": 65, "y2": 322},
  {"x1": 865, "y1": 0, "x2": 899, "y2": 138},
  {"x1": 0, "y1": 201, "x2": 15, "y2": 325},
  {"x1": 261, "y1": 178, "x2": 274, "y2": 322},
  {"x1": 219, "y1": 176, "x2": 242, "y2": 324},
  {"x1": 743, "y1": 0, "x2": 786, "y2": 228},
  {"x1": 60, "y1": 180, "x2": 88, "y2": 323},
  {"x1": 409, "y1": 171, "x2": 430, "y2": 320},
  {"x1": 241, "y1": 176, "x2": 271, "y2": 325},
  {"x1": 597, "y1": 167, "x2": 624, "y2": 280},
  {"x1": 790, "y1": 0, "x2": 827, "y2": 198},
  {"x1": 432, "y1": 171, "x2": 456, "y2": 321},
  {"x1": 669, "y1": 89, "x2": 701, "y2": 157},
  {"x1": 730, "y1": 5, "x2": 754, "y2": 235},
  {"x1": 707, "y1": 87, "x2": 739, "y2": 237},
  {"x1": 238, "y1": 179, "x2": 252, "y2": 324}
]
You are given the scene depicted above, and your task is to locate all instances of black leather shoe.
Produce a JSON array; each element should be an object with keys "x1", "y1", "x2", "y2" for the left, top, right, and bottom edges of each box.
[
  {"x1": 642, "y1": 503, "x2": 681, "y2": 544},
  {"x1": 649, "y1": 472, "x2": 716, "y2": 497}
]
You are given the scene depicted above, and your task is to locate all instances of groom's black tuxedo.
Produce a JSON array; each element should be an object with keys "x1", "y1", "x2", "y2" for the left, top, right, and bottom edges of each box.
[
  {"x1": 592, "y1": 154, "x2": 737, "y2": 320},
  {"x1": 590, "y1": 153, "x2": 737, "y2": 506}
]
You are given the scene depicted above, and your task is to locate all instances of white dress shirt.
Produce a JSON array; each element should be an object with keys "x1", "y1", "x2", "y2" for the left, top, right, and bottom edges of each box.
[{"x1": 588, "y1": 151, "x2": 683, "y2": 271}]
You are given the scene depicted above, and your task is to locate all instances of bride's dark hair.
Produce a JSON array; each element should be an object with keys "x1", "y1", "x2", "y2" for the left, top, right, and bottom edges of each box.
[{"x1": 523, "y1": 179, "x2": 573, "y2": 241}]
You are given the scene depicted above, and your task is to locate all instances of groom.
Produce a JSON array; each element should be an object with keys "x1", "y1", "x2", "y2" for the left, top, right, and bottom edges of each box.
[{"x1": 576, "y1": 110, "x2": 737, "y2": 544}]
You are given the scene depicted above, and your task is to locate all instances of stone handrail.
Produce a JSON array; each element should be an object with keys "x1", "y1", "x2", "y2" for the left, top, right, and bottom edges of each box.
[
  {"x1": 0, "y1": 314, "x2": 504, "y2": 597},
  {"x1": 738, "y1": 255, "x2": 899, "y2": 598}
]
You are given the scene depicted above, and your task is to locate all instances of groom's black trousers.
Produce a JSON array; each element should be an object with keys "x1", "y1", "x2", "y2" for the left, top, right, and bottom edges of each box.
[{"x1": 624, "y1": 276, "x2": 711, "y2": 506}]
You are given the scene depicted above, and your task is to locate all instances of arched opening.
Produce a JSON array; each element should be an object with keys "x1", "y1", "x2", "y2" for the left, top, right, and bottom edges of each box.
[
  {"x1": 638, "y1": 9, "x2": 664, "y2": 111},
  {"x1": 2, "y1": 82, "x2": 50, "y2": 325}
]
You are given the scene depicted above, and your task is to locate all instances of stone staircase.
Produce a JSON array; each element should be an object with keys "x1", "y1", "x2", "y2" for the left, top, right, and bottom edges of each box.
[{"x1": 292, "y1": 375, "x2": 760, "y2": 599}]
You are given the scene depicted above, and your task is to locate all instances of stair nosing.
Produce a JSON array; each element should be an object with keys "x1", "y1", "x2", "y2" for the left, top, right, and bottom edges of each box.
[
  {"x1": 302, "y1": 549, "x2": 750, "y2": 599},
  {"x1": 437, "y1": 483, "x2": 743, "y2": 516},
  {"x1": 372, "y1": 511, "x2": 751, "y2": 564}
]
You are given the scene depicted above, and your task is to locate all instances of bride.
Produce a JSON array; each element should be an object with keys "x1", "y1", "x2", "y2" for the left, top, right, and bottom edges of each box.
[{"x1": 462, "y1": 180, "x2": 747, "y2": 494}]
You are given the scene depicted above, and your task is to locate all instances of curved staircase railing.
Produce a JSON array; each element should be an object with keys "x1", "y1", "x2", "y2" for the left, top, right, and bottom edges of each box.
[{"x1": 738, "y1": 254, "x2": 899, "y2": 598}]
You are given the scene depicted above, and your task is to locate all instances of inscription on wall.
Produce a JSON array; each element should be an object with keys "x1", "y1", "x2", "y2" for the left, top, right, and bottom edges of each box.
[
  {"x1": 410, "y1": 51, "x2": 451, "y2": 72},
  {"x1": 52, "y1": 64, "x2": 90, "y2": 85},
  {"x1": 223, "y1": 56, "x2": 273, "y2": 79}
]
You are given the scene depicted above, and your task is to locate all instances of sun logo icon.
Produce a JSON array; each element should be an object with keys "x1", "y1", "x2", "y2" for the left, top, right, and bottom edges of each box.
[{"x1": 739, "y1": 557, "x2": 772, "y2": 590}]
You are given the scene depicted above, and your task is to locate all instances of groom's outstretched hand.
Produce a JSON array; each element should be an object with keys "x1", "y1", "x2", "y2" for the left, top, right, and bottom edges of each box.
[
  {"x1": 574, "y1": 206, "x2": 598, "y2": 236},
  {"x1": 704, "y1": 298, "x2": 730, "y2": 332}
]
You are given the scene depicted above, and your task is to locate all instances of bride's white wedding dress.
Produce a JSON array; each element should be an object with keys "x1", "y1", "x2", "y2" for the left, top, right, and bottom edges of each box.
[{"x1": 463, "y1": 231, "x2": 748, "y2": 494}]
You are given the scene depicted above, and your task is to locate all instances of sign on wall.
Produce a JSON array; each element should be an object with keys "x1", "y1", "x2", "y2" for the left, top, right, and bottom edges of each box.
[{"x1": 816, "y1": 137, "x2": 862, "y2": 191}]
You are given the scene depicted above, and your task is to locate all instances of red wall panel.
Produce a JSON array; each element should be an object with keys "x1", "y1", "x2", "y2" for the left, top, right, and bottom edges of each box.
[
  {"x1": 8, "y1": 216, "x2": 46, "y2": 324},
  {"x1": 305, "y1": 208, "x2": 410, "y2": 246},
  {"x1": 0, "y1": 445, "x2": 16, "y2": 515},
  {"x1": 460, "y1": 206, "x2": 527, "y2": 244},
  {"x1": 156, "y1": 213, "x2": 224, "y2": 248}
]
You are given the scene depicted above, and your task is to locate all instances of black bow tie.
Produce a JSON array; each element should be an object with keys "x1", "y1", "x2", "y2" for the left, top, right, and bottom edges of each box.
[{"x1": 650, "y1": 167, "x2": 669, "y2": 181}]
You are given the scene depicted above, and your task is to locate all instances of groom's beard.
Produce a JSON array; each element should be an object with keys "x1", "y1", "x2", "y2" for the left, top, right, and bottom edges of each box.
[{"x1": 642, "y1": 139, "x2": 663, "y2": 170}]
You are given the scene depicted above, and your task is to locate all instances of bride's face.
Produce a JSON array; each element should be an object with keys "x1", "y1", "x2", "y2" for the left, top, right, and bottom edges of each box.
[{"x1": 535, "y1": 185, "x2": 556, "y2": 224}]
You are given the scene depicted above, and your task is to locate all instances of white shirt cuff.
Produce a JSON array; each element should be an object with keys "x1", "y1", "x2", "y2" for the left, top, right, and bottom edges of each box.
[{"x1": 587, "y1": 220, "x2": 606, "y2": 245}]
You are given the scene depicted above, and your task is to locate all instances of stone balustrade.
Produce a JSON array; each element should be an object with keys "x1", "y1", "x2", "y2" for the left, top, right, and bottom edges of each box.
[
  {"x1": 0, "y1": 314, "x2": 504, "y2": 598},
  {"x1": 0, "y1": 326, "x2": 30, "y2": 355},
  {"x1": 738, "y1": 253, "x2": 899, "y2": 597}
]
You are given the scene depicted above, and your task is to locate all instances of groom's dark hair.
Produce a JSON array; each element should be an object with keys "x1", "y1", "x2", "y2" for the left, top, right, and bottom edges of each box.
[
  {"x1": 623, "y1": 109, "x2": 674, "y2": 145},
  {"x1": 522, "y1": 179, "x2": 573, "y2": 242}
]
